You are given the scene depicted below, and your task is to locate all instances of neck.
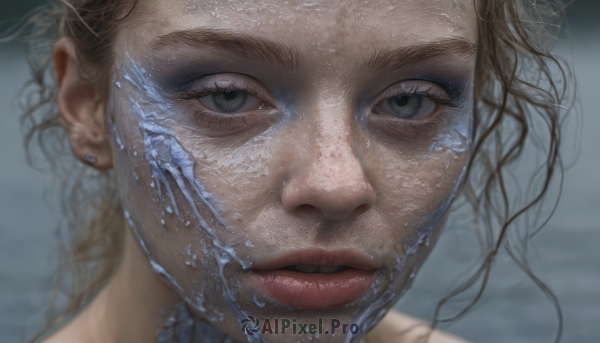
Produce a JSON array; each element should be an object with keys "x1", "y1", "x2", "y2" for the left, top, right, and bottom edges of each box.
[{"x1": 88, "y1": 229, "x2": 180, "y2": 342}]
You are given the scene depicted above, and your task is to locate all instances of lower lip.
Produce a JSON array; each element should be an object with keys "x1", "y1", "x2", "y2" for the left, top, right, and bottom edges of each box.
[{"x1": 250, "y1": 269, "x2": 376, "y2": 309}]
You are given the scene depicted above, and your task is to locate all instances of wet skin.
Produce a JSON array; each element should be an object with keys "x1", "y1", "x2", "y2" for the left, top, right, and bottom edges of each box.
[{"x1": 66, "y1": 0, "x2": 477, "y2": 342}]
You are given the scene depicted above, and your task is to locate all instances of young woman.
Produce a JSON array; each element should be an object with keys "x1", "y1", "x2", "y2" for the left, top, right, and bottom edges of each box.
[{"x1": 12, "y1": 0, "x2": 572, "y2": 342}]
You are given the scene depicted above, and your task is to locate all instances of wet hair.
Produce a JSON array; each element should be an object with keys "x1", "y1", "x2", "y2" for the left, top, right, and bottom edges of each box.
[{"x1": 2, "y1": 0, "x2": 575, "y2": 341}]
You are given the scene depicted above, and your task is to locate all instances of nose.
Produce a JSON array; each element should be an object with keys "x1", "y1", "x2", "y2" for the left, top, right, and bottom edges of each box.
[{"x1": 281, "y1": 116, "x2": 376, "y2": 220}]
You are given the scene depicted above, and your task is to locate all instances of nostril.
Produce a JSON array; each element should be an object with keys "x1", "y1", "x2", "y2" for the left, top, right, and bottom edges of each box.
[
  {"x1": 283, "y1": 183, "x2": 377, "y2": 219},
  {"x1": 355, "y1": 203, "x2": 371, "y2": 215},
  {"x1": 291, "y1": 202, "x2": 370, "y2": 219},
  {"x1": 296, "y1": 204, "x2": 316, "y2": 215}
]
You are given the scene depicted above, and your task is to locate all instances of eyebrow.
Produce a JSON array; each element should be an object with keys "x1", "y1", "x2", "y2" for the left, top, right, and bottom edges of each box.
[
  {"x1": 363, "y1": 37, "x2": 476, "y2": 70},
  {"x1": 148, "y1": 28, "x2": 301, "y2": 70},
  {"x1": 148, "y1": 28, "x2": 476, "y2": 72}
]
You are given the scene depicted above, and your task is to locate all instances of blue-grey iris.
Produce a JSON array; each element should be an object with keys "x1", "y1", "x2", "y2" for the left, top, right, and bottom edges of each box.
[
  {"x1": 387, "y1": 95, "x2": 422, "y2": 119},
  {"x1": 213, "y1": 90, "x2": 247, "y2": 113}
]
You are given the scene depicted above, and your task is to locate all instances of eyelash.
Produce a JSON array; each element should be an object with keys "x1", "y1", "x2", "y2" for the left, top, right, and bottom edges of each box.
[
  {"x1": 381, "y1": 84, "x2": 461, "y2": 109},
  {"x1": 178, "y1": 81, "x2": 270, "y2": 132},
  {"x1": 180, "y1": 82, "x2": 259, "y2": 100},
  {"x1": 178, "y1": 80, "x2": 461, "y2": 137},
  {"x1": 370, "y1": 84, "x2": 462, "y2": 139}
]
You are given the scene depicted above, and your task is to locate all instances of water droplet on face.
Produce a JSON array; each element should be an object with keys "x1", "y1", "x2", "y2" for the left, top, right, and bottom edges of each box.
[
  {"x1": 232, "y1": 212, "x2": 243, "y2": 223},
  {"x1": 192, "y1": 150, "x2": 206, "y2": 159},
  {"x1": 166, "y1": 206, "x2": 173, "y2": 214},
  {"x1": 252, "y1": 293, "x2": 266, "y2": 308},
  {"x1": 150, "y1": 181, "x2": 155, "y2": 188},
  {"x1": 160, "y1": 219, "x2": 165, "y2": 225}
]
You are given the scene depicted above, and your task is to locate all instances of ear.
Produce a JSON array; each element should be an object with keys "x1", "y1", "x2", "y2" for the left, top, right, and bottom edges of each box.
[{"x1": 54, "y1": 37, "x2": 113, "y2": 170}]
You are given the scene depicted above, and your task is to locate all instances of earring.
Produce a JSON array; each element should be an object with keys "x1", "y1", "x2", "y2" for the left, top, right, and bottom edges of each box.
[{"x1": 83, "y1": 153, "x2": 98, "y2": 165}]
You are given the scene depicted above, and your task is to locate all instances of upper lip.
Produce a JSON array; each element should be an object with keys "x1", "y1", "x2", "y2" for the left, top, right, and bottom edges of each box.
[{"x1": 251, "y1": 248, "x2": 378, "y2": 271}]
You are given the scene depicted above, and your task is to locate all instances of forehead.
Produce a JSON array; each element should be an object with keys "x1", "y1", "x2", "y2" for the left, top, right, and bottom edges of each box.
[{"x1": 124, "y1": 0, "x2": 477, "y2": 52}]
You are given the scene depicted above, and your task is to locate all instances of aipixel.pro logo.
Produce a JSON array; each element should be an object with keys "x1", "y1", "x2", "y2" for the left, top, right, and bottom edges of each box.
[
  {"x1": 241, "y1": 317, "x2": 360, "y2": 336},
  {"x1": 241, "y1": 316, "x2": 261, "y2": 335}
]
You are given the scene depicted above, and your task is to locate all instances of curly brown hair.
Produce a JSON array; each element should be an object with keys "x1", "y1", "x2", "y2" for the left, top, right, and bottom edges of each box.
[{"x1": 1, "y1": 0, "x2": 576, "y2": 342}]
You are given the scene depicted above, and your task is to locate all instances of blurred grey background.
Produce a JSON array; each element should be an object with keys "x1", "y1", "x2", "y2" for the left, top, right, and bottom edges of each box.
[{"x1": 0, "y1": 1, "x2": 598, "y2": 342}]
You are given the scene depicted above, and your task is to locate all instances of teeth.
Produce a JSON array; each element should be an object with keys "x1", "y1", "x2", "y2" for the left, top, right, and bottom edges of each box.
[
  {"x1": 295, "y1": 264, "x2": 319, "y2": 273},
  {"x1": 318, "y1": 265, "x2": 341, "y2": 274},
  {"x1": 293, "y1": 265, "x2": 344, "y2": 273}
]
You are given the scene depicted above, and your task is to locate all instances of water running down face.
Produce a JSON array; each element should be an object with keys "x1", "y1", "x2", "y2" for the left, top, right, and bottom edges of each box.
[{"x1": 108, "y1": 0, "x2": 477, "y2": 342}]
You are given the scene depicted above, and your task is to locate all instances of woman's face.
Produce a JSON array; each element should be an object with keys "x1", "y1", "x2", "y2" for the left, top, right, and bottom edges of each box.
[{"x1": 110, "y1": 0, "x2": 477, "y2": 341}]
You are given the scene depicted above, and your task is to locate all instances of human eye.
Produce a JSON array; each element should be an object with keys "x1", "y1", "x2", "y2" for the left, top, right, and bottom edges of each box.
[
  {"x1": 369, "y1": 81, "x2": 462, "y2": 139},
  {"x1": 190, "y1": 88, "x2": 261, "y2": 113},
  {"x1": 179, "y1": 74, "x2": 275, "y2": 133}
]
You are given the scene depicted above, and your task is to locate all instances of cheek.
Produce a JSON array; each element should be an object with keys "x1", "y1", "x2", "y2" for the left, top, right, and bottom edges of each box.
[
  {"x1": 367, "y1": 140, "x2": 469, "y2": 249},
  {"x1": 182, "y1": 131, "x2": 277, "y2": 220},
  {"x1": 109, "y1": 87, "x2": 251, "y2": 327},
  {"x1": 110, "y1": 94, "x2": 204, "y2": 257},
  {"x1": 379, "y1": 150, "x2": 465, "y2": 209},
  {"x1": 365, "y1": 102, "x2": 472, "y2": 243}
]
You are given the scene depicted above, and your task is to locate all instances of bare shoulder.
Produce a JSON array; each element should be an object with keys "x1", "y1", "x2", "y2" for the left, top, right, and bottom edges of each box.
[
  {"x1": 40, "y1": 304, "x2": 97, "y2": 343},
  {"x1": 362, "y1": 309, "x2": 471, "y2": 343},
  {"x1": 40, "y1": 319, "x2": 86, "y2": 343},
  {"x1": 41, "y1": 326, "x2": 81, "y2": 343}
]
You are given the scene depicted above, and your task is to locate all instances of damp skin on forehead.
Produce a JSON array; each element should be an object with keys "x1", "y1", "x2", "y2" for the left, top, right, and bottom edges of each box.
[{"x1": 108, "y1": 0, "x2": 477, "y2": 342}]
